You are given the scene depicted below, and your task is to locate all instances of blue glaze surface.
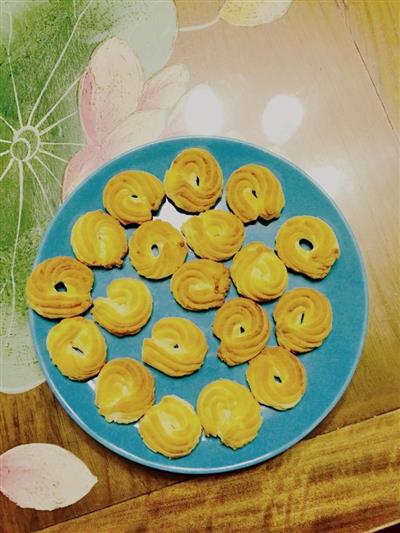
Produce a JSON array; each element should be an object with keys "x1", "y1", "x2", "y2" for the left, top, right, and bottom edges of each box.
[{"x1": 30, "y1": 137, "x2": 368, "y2": 474}]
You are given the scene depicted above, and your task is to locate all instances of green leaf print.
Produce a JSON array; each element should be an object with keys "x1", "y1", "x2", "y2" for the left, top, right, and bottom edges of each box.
[{"x1": 0, "y1": 0, "x2": 177, "y2": 392}]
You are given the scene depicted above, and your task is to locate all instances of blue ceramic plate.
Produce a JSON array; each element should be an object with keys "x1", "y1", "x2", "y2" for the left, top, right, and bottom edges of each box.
[{"x1": 30, "y1": 137, "x2": 368, "y2": 474}]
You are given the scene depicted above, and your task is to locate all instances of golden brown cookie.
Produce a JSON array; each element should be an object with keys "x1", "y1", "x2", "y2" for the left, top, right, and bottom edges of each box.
[
  {"x1": 71, "y1": 210, "x2": 128, "y2": 268},
  {"x1": 103, "y1": 170, "x2": 164, "y2": 225},
  {"x1": 46, "y1": 317, "x2": 107, "y2": 380},
  {"x1": 95, "y1": 358, "x2": 154, "y2": 423},
  {"x1": 26, "y1": 256, "x2": 93, "y2": 319},
  {"x1": 129, "y1": 220, "x2": 187, "y2": 279},
  {"x1": 246, "y1": 347, "x2": 306, "y2": 410},
  {"x1": 230, "y1": 242, "x2": 288, "y2": 301},
  {"x1": 181, "y1": 210, "x2": 245, "y2": 261},
  {"x1": 164, "y1": 147, "x2": 223, "y2": 212},
  {"x1": 170, "y1": 259, "x2": 230, "y2": 310},
  {"x1": 142, "y1": 317, "x2": 208, "y2": 377},
  {"x1": 273, "y1": 287, "x2": 332, "y2": 353},
  {"x1": 275, "y1": 216, "x2": 340, "y2": 279},
  {"x1": 197, "y1": 379, "x2": 262, "y2": 449},
  {"x1": 91, "y1": 278, "x2": 152, "y2": 336},
  {"x1": 213, "y1": 297, "x2": 270, "y2": 366},
  {"x1": 139, "y1": 395, "x2": 202, "y2": 458},
  {"x1": 226, "y1": 164, "x2": 285, "y2": 223}
]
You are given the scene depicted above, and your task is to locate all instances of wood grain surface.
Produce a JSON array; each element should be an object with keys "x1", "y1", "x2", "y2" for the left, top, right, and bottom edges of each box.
[
  {"x1": 1, "y1": 1, "x2": 399, "y2": 532},
  {"x1": 39, "y1": 410, "x2": 400, "y2": 533}
]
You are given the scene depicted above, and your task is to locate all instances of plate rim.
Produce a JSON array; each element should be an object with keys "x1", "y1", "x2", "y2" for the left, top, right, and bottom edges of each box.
[{"x1": 29, "y1": 135, "x2": 369, "y2": 475}]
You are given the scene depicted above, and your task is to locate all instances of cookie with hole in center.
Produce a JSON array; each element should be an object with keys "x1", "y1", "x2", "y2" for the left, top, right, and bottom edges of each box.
[
  {"x1": 26, "y1": 256, "x2": 93, "y2": 319},
  {"x1": 164, "y1": 147, "x2": 223, "y2": 212},
  {"x1": 103, "y1": 170, "x2": 164, "y2": 225},
  {"x1": 246, "y1": 346, "x2": 306, "y2": 410},
  {"x1": 273, "y1": 287, "x2": 332, "y2": 353},
  {"x1": 275, "y1": 215, "x2": 340, "y2": 279},
  {"x1": 46, "y1": 317, "x2": 106, "y2": 380},
  {"x1": 226, "y1": 163, "x2": 285, "y2": 223},
  {"x1": 129, "y1": 219, "x2": 187, "y2": 279},
  {"x1": 212, "y1": 297, "x2": 270, "y2": 366}
]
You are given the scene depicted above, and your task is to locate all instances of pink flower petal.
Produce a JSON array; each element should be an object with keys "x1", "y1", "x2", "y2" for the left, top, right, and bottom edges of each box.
[
  {"x1": 0, "y1": 444, "x2": 97, "y2": 511},
  {"x1": 79, "y1": 37, "x2": 144, "y2": 145},
  {"x1": 62, "y1": 145, "x2": 104, "y2": 200},
  {"x1": 138, "y1": 64, "x2": 189, "y2": 111},
  {"x1": 104, "y1": 109, "x2": 167, "y2": 160}
]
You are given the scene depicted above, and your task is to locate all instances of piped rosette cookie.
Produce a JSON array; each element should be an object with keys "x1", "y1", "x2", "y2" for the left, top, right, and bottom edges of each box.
[
  {"x1": 164, "y1": 147, "x2": 223, "y2": 212},
  {"x1": 230, "y1": 242, "x2": 288, "y2": 302},
  {"x1": 226, "y1": 163, "x2": 284, "y2": 223},
  {"x1": 129, "y1": 220, "x2": 187, "y2": 279},
  {"x1": 197, "y1": 379, "x2": 262, "y2": 449},
  {"x1": 171, "y1": 259, "x2": 230, "y2": 310},
  {"x1": 181, "y1": 210, "x2": 244, "y2": 261},
  {"x1": 212, "y1": 297, "x2": 270, "y2": 366},
  {"x1": 71, "y1": 210, "x2": 127, "y2": 268},
  {"x1": 275, "y1": 215, "x2": 340, "y2": 279},
  {"x1": 95, "y1": 358, "x2": 155, "y2": 424},
  {"x1": 142, "y1": 317, "x2": 208, "y2": 377},
  {"x1": 26, "y1": 256, "x2": 93, "y2": 318},
  {"x1": 103, "y1": 170, "x2": 164, "y2": 225},
  {"x1": 246, "y1": 347, "x2": 306, "y2": 410},
  {"x1": 91, "y1": 278, "x2": 152, "y2": 336},
  {"x1": 46, "y1": 317, "x2": 107, "y2": 380},
  {"x1": 139, "y1": 396, "x2": 202, "y2": 458},
  {"x1": 273, "y1": 287, "x2": 333, "y2": 353}
]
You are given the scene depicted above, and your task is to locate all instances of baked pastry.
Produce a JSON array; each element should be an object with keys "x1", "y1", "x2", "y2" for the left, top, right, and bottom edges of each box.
[
  {"x1": 26, "y1": 256, "x2": 93, "y2": 318},
  {"x1": 71, "y1": 210, "x2": 128, "y2": 268},
  {"x1": 103, "y1": 170, "x2": 164, "y2": 225},
  {"x1": 246, "y1": 347, "x2": 306, "y2": 410},
  {"x1": 95, "y1": 358, "x2": 154, "y2": 423},
  {"x1": 91, "y1": 278, "x2": 152, "y2": 336},
  {"x1": 129, "y1": 220, "x2": 187, "y2": 279},
  {"x1": 164, "y1": 147, "x2": 223, "y2": 212},
  {"x1": 275, "y1": 216, "x2": 340, "y2": 279},
  {"x1": 273, "y1": 287, "x2": 332, "y2": 353},
  {"x1": 230, "y1": 242, "x2": 288, "y2": 301},
  {"x1": 181, "y1": 210, "x2": 245, "y2": 261},
  {"x1": 226, "y1": 164, "x2": 285, "y2": 223},
  {"x1": 139, "y1": 395, "x2": 202, "y2": 458},
  {"x1": 213, "y1": 297, "x2": 270, "y2": 366},
  {"x1": 197, "y1": 379, "x2": 262, "y2": 449},
  {"x1": 142, "y1": 317, "x2": 208, "y2": 376},
  {"x1": 46, "y1": 317, "x2": 107, "y2": 380},
  {"x1": 170, "y1": 259, "x2": 230, "y2": 310}
]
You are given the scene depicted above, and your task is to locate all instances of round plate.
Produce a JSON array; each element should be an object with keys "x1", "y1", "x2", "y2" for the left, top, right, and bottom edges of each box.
[{"x1": 30, "y1": 137, "x2": 368, "y2": 474}]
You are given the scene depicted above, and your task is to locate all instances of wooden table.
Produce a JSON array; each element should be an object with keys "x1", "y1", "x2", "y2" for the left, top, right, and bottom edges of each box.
[{"x1": 1, "y1": 1, "x2": 399, "y2": 531}]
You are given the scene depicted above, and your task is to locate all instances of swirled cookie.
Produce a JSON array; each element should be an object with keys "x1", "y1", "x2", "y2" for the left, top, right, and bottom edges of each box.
[
  {"x1": 91, "y1": 278, "x2": 152, "y2": 336},
  {"x1": 246, "y1": 347, "x2": 306, "y2": 410},
  {"x1": 230, "y1": 242, "x2": 288, "y2": 301},
  {"x1": 71, "y1": 210, "x2": 128, "y2": 268},
  {"x1": 164, "y1": 148, "x2": 223, "y2": 212},
  {"x1": 181, "y1": 210, "x2": 245, "y2": 261},
  {"x1": 142, "y1": 317, "x2": 208, "y2": 376},
  {"x1": 226, "y1": 164, "x2": 285, "y2": 223},
  {"x1": 197, "y1": 379, "x2": 262, "y2": 449},
  {"x1": 95, "y1": 358, "x2": 154, "y2": 423},
  {"x1": 129, "y1": 220, "x2": 187, "y2": 279},
  {"x1": 26, "y1": 256, "x2": 93, "y2": 318},
  {"x1": 171, "y1": 259, "x2": 230, "y2": 310},
  {"x1": 273, "y1": 287, "x2": 332, "y2": 353},
  {"x1": 46, "y1": 317, "x2": 107, "y2": 380},
  {"x1": 139, "y1": 395, "x2": 202, "y2": 458},
  {"x1": 213, "y1": 297, "x2": 270, "y2": 365},
  {"x1": 275, "y1": 216, "x2": 340, "y2": 279},
  {"x1": 103, "y1": 170, "x2": 164, "y2": 225}
]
